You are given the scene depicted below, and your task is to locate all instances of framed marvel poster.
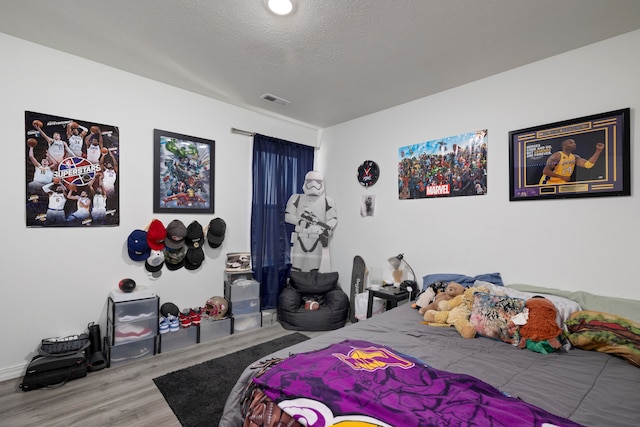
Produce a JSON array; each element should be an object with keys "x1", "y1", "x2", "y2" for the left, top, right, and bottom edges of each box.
[
  {"x1": 25, "y1": 111, "x2": 120, "y2": 227},
  {"x1": 509, "y1": 108, "x2": 630, "y2": 201},
  {"x1": 398, "y1": 129, "x2": 488, "y2": 199},
  {"x1": 153, "y1": 129, "x2": 214, "y2": 214}
]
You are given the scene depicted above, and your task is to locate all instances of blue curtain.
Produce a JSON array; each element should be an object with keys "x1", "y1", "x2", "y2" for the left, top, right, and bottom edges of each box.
[{"x1": 251, "y1": 134, "x2": 314, "y2": 310}]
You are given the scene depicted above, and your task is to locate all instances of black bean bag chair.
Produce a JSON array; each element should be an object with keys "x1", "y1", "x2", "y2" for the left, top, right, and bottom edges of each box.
[{"x1": 278, "y1": 270, "x2": 349, "y2": 331}]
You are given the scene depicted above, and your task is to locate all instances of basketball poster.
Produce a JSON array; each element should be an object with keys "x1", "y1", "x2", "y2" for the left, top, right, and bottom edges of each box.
[
  {"x1": 25, "y1": 111, "x2": 120, "y2": 227},
  {"x1": 398, "y1": 129, "x2": 488, "y2": 199}
]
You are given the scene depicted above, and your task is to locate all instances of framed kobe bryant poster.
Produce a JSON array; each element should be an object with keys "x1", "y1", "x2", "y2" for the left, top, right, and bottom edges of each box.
[
  {"x1": 509, "y1": 108, "x2": 630, "y2": 201},
  {"x1": 153, "y1": 129, "x2": 214, "y2": 214}
]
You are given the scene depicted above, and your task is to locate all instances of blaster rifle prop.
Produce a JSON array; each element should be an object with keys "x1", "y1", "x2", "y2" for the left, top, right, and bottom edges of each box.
[{"x1": 300, "y1": 211, "x2": 332, "y2": 247}]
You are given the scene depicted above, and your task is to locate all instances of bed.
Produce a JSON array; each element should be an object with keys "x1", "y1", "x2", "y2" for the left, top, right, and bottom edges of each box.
[{"x1": 220, "y1": 279, "x2": 640, "y2": 427}]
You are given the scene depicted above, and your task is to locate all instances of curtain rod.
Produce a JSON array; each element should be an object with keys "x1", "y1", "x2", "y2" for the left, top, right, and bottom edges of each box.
[{"x1": 231, "y1": 127, "x2": 255, "y2": 137}]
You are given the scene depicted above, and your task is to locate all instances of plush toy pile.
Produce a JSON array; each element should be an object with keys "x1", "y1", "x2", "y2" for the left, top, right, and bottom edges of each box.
[
  {"x1": 415, "y1": 282, "x2": 463, "y2": 314},
  {"x1": 417, "y1": 282, "x2": 567, "y2": 352},
  {"x1": 517, "y1": 296, "x2": 563, "y2": 353},
  {"x1": 421, "y1": 282, "x2": 488, "y2": 338}
]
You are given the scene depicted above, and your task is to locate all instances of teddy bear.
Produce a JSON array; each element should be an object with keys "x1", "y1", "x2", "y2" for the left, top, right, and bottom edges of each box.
[
  {"x1": 422, "y1": 285, "x2": 488, "y2": 338},
  {"x1": 416, "y1": 281, "x2": 465, "y2": 314},
  {"x1": 516, "y1": 296, "x2": 563, "y2": 353}
]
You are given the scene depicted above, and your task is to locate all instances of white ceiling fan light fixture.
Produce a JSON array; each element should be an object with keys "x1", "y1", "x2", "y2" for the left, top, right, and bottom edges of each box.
[{"x1": 265, "y1": 0, "x2": 295, "y2": 16}]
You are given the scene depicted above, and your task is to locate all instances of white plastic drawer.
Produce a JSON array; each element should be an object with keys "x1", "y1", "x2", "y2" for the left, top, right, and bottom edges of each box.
[
  {"x1": 110, "y1": 317, "x2": 157, "y2": 345},
  {"x1": 233, "y1": 312, "x2": 262, "y2": 333},
  {"x1": 113, "y1": 298, "x2": 158, "y2": 323},
  {"x1": 224, "y1": 271, "x2": 253, "y2": 284},
  {"x1": 225, "y1": 279, "x2": 260, "y2": 301},
  {"x1": 108, "y1": 337, "x2": 155, "y2": 366},
  {"x1": 199, "y1": 318, "x2": 232, "y2": 343},
  {"x1": 231, "y1": 298, "x2": 260, "y2": 315},
  {"x1": 159, "y1": 326, "x2": 198, "y2": 353}
]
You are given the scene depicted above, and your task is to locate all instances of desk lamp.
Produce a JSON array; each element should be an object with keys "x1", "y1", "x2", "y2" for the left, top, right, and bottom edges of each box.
[{"x1": 387, "y1": 253, "x2": 418, "y2": 300}]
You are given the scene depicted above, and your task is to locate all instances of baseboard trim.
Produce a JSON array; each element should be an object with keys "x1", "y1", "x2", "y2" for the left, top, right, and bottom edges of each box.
[{"x1": 0, "y1": 362, "x2": 27, "y2": 382}]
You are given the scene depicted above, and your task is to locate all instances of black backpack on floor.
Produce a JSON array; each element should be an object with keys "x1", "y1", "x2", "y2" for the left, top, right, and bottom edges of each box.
[{"x1": 19, "y1": 351, "x2": 87, "y2": 392}]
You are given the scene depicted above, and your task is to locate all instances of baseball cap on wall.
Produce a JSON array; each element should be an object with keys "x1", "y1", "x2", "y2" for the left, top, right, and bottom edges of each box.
[
  {"x1": 185, "y1": 246, "x2": 205, "y2": 270},
  {"x1": 165, "y1": 219, "x2": 187, "y2": 249},
  {"x1": 186, "y1": 221, "x2": 204, "y2": 248},
  {"x1": 164, "y1": 245, "x2": 187, "y2": 271},
  {"x1": 206, "y1": 218, "x2": 226, "y2": 248},
  {"x1": 147, "y1": 219, "x2": 166, "y2": 250},
  {"x1": 145, "y1": 250, "x2": 165, "y2": 272},
  {"x1": 185, "y1": 221, "x2": 205, "y2": 270},
  {"x1": 127, "y1": 229, "x2": 150, "y2": 261}
]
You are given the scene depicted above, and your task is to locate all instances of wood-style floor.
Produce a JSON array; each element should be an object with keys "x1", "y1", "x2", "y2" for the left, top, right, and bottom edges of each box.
[{"x1": 0, "y1": 321, "x2": 323, "y2": 427}]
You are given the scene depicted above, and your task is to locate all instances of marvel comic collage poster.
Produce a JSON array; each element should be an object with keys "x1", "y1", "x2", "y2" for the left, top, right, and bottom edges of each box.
[
  {"x1": 153, "y1": 129, "x2": 214, "y2": 214},
  {"x1": 398, "y1": 129, "x2": 488, "y2": 199},
  {"x1": 25, "y1": 111, "x2": 120, "y2": 227}
]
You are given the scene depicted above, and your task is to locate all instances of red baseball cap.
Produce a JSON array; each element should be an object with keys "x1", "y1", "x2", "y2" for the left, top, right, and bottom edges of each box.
[{"x1": 146, "y1": 219, "x2": 166, "y2": 250}]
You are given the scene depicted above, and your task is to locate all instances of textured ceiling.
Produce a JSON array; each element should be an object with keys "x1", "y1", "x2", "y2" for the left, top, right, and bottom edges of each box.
[{"x1": 1, "y1": 0, "x2": 640, "y2": 128}]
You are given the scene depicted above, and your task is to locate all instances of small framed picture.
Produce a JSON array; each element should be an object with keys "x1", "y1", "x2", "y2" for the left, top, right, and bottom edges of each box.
[
  {"x1": 153, "y1": 129, "x2": 214, "y2": 213},
  {"x1": 509, "y1": 108, "x2": 630, "y2": 201}
]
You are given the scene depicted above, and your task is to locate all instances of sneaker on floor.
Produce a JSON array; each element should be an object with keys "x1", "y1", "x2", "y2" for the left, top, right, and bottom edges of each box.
[
  {"x1": 179, "y1": 309, "x2": 192, "y2": 328},
  {"x1": 159, "y1": 316, "x2": 169, "y2": 334},
  {"x1": 190, "y1": 308, "x2": 202, "y2": 326},
  {"x1": 200, "y1": 306, "x2": 210, "y2": 320},
  {"x1": 115, "y1": 323, "x2": 153, "y2": 343},
  {"x1": 167, "y1": 314, "x2": 179, "y2": 332}
]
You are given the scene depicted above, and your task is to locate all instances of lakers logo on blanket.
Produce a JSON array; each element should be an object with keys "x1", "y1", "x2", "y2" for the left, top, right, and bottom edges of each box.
[
  {"x1": 332, "y1": 345, "x2": 414, "y2": 371},
  {"x1": 278, "y1": 398, "x2": 394, "y2": 427}
]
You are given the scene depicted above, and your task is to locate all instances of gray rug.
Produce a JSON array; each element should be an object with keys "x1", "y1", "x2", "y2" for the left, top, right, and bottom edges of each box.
[{"x1": 153, "y1": 332, "x2": 309, "y2": 426}]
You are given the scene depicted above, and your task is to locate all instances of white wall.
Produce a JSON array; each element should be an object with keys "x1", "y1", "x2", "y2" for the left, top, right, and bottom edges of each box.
[
  {"x1": 2, "y1": 29, "x2": 639, "y2": 382},
  {"x1": 0, "y1": 33, "x2": 318, "y2": 381},
  {"x1": 322, "y1": 30, "x2": 640, "y2": 304}
]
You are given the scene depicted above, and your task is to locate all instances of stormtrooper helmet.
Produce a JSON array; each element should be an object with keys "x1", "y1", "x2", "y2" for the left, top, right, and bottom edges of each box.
[{"x1": 303, "y1": 171, "x2": 325, "y2": 196}]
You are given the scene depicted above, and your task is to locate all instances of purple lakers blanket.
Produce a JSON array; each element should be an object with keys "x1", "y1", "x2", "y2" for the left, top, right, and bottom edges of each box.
[{"x1": 252, "y1": 339, "x2": 583, "y2": 427}]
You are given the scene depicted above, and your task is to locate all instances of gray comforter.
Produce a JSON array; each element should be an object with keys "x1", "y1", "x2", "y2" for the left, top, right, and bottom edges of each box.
[{"x1": 220, "y1": 304, "x2": 640, "y2": 427}]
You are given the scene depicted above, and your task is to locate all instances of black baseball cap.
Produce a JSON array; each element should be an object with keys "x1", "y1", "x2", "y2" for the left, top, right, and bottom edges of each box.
[{"x1": 206, "y1": 218, "x2": 226, "y2": 248}]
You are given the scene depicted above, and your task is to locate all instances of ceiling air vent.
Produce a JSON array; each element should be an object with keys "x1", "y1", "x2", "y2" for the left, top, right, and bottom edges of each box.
[{"x1": 260, "y1": 93, "x2": 290, "y2": 106}]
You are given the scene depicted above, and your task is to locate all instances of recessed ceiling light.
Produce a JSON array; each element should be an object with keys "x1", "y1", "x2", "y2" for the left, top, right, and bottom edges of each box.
[{"x1": 266, "y1": 0, "x2": 295, "y2": 16}]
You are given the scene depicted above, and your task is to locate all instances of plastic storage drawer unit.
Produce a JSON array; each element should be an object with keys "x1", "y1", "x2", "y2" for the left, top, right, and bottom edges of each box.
[
  {"x1": 199, "y1": 317, "x2": 232, "y2": 343},
  {"x1": 111, "y1": 317, "x2": 157, "y2": 345},
  {"x1": 232, "y1": 312, "x2": 262, "y2": 333},
  {"x1": 224, "y1": 279, "x2": 260, "y2": 300},
  {"x1": 224, "y1": 271, "x2": 254, "y2": 284},
  {"x1": 230, "y1": 298, "x2": 260, "y2": 315},
  {"x1": 108, "y1": 297, "x2": 159, "y2": 346},
  {"x1": 159, "y1": 326, "x2": 198, "y2": 353},
  {"x1": 107, "y1": 337, "x2": 155, "y2": 367}
]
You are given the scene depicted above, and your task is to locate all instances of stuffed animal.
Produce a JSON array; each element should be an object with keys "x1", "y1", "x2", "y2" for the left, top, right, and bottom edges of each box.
[
  {"x1": 422, "y1": 285, "x2": 488, "y2": 338},
  {"x1": 411, "y1": 287, "x2": 435, "y2": 311},
  {"x1": 417, "y1": 282, "x2": 465, "y2": 314},
  {"x1": 517, "y1": 296, "x2": 563, "y2": 353}
]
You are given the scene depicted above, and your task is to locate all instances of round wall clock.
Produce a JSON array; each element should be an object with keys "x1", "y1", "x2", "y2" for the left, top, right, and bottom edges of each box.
[{"x1": 357, "y1": 160, "x2": 380, "y2": 187}]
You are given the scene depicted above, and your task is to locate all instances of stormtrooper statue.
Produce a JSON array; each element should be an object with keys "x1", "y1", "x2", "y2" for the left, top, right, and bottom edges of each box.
[{"x1": 285, "y1": 171, "x2": 337, "y2": 272}]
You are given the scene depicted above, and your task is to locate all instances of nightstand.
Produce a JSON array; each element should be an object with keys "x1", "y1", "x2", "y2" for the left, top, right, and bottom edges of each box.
[{"x1": 366, "y1": 287, "x2": 410, "y2": 318}]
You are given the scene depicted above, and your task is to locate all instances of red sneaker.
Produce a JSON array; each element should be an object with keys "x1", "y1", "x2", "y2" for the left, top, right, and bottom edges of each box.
[
  {"x1": 179, "y1": 310, "x2": 192, "y2": 328},
  {"x1": 190, "y1": 307, "x2": 202, "y2": 326}
]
